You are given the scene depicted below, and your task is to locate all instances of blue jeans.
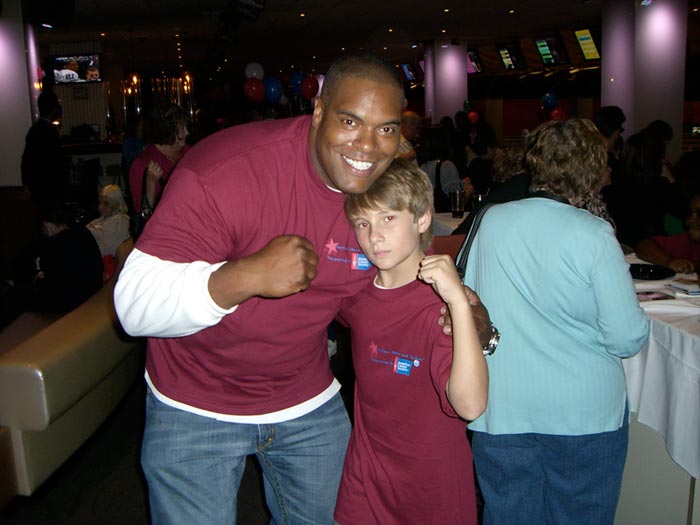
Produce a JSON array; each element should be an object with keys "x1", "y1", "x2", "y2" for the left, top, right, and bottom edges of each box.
[
  {"x1": 471, "y1": 415, "x2": 629, "y2": 525},
  {"x1": 141, "y1": 390, "x2": 351, "y2": 525}
]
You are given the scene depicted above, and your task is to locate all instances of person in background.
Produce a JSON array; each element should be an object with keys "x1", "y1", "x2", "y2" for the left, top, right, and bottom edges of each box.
[
  {"x1": 609, "y1": 120, "x2": 685, "y2": 247},
  {"x1": 86, "y1": 184, "x2": 131, "y2": 281},
  {"x1": 33, "y1": 204, "x2": 104, "y2": 314},
  {"x1": 635, "y1": 193, "x2": 700, "y2": 274},
  {"x1": 121, "y1": 116, "x2": 144, "y2": 178},
  {"x1": 463, "y1": 118, "x2": 649, "y2": 524},
  {"x1": 21, "y1": 91, "x2": 69, "y2": 216},
  {"x1": 128, "y1": 103, "x2": 190, "y2": 213},
  {"x1": 335, "y1": 158, "x2": 487, "y2": 525},
  {"x1": 419, "y1": 127, "x2": 465, "y2": 213},
  {"x1": 396, "y1": 110, "x2": 422, "y2": 164},
  {"x1": 114, "y1": 54, "x2": 493, "y2": 525}
]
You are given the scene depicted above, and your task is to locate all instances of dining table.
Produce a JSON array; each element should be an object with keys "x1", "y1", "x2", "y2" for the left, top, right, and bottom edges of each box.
[
  {"x1": 615, "y1": 254, "x2": 700, "y2": 524},
  {"x1": 432, "y1": 212, "x2": 466, "y2": 236}
]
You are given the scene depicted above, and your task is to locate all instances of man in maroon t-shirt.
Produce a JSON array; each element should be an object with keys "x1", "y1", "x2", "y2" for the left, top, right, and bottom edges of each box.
[{"x1": 115, "y1": 54, "x2": 491, "y2": 525}]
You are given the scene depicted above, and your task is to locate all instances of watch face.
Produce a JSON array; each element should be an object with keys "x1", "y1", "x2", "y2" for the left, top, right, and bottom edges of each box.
[{"x1": 482, "y1": 324, "x2": 500, "y2": 356}]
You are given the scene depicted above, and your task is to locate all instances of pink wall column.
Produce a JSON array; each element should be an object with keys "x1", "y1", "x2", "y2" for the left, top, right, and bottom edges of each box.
[{"x1": 423, "y1": 40, "x2": 469, "y2": 125}]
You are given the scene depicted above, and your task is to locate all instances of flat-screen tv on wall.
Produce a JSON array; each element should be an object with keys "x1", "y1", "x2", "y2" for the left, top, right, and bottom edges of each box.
[
  {"x1": 533, "y1": 35, "x2": 569, "y2": 65},
  {"x1": 466, "y1": 50, "x2": 482, "y2": 74},
  {"x1": 574, "y1": 29, "x2": 601, "y2": 60},
  {"x1": 496, "y1": 42, "x2": 526, "y2": 71},
  {"x1": 52, "y1": 54, "x2": 102, "y2": 83}
]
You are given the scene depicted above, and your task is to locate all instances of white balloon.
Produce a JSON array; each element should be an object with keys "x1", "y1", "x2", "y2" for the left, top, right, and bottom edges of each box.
[{"x1": 244, "y1": 62, "x2": 264, "y2": 79}]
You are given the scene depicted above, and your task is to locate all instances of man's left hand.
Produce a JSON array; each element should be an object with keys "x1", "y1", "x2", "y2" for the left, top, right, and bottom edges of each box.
[{"x1": 439, "y1": 285, "x2": 491, "y2": 346}]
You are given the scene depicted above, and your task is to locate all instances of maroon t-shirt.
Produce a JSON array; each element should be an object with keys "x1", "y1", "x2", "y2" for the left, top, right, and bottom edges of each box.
[
  {"x1": 654, "y1": 232, "x2": 700, "y2": 263},
  {"x1": 137, "y1": 116, "x2": 375, "y2": 415},
  {"x1": 335, "y1": 279, "x2": 477, "y2": 525}
]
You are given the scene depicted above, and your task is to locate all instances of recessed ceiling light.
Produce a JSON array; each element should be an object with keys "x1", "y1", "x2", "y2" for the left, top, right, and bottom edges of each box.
[
  {"x1": 443, "y1": 8, "x2": 449, "y2": 13},
  {"x1": 441, "y1": 28, "x2": 447, "y2": 33},
  {"x1": 300, "y1": 12, "x2": 305, "y2": 17},
  {"x1": 509, "y1": 9, "x2": 515, "y2": 14},
  {"x1": 388, "y1": 28, "x2": 393, "y2": 32},
  {"x1": 100, "y1": 32, "x2": 106, "y2": 37}
]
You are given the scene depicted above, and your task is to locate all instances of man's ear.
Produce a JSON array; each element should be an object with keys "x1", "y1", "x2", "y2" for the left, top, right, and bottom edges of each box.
[
  {"x1": 311, "y1": 97, "x2": 324, "y2": 128},
  {"x1": 417, "y1": 211, "x2": 432, "y2": 234}
]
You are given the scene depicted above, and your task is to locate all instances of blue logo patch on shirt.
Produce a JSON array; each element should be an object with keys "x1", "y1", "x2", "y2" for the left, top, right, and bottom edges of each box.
[
  {"x1": 393, "y1": 357, "x2": 413, "y2": 376},
  {"x1": 351, "y1": 252, "x2": 372, "y2": 271}
]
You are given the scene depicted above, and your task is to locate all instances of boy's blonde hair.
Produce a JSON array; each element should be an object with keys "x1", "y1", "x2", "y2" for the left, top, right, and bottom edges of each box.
[{"x1": 344, "y1": 158, "x2": 434, "y2": 251}]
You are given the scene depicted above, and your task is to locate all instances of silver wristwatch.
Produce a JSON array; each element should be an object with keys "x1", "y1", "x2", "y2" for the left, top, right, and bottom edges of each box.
[{"x1": 482, "y1": 323, "x2": 500, "y2": 356}]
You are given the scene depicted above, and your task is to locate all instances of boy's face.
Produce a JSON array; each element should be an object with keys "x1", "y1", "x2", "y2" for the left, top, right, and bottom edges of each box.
[{"x1": 350, "y1": 206, "x2": 430, "y2": 276}]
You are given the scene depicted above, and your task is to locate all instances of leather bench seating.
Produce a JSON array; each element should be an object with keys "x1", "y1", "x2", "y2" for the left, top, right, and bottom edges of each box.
[{"x1": 0, "y1": 241, "x2": 142, "y2": 508}]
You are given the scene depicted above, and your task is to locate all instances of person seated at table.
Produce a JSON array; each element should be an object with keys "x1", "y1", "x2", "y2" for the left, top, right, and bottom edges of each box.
[
  {"x1": 129, "y1": 102, "x2": 190, "y2": 213},
  {"x1": 396, "y1": 110, "x2": 422, "y2": 164},
  {"x1": 419, "y1": 127, "x2": 465, "y2": 213},
  {"x1": 31, "y1": 204, "x2": 104, "y2": 314},
  {"x1": 635, "y1": 194, "x2": 700, "y2": 274},
  {"x1": 86, "y1": 184, "x2": 131, "y2": 281}
]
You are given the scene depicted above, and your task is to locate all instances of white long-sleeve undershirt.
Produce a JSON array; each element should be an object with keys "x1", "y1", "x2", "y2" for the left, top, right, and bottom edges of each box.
[{"x1": 114, "y1": 248, "x2": 236, "y2": 338}]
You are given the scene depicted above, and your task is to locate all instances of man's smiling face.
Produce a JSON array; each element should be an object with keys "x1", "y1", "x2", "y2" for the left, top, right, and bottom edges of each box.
[{"x1": 309, "y1": 75, "x2": 405, "y2": 195}]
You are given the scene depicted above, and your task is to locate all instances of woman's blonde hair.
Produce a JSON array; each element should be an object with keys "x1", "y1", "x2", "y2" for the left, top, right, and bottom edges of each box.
[{"x1": 100, "y1": 184, "x2": 128, "y2": 215}]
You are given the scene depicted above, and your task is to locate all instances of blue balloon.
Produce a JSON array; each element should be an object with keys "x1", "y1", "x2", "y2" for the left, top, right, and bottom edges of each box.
[
  {"x1": 290, "y1": 70, "x2": 305, "y2": 95},
  {"x1": 263, "y1": 75, "x2": 283, "y2": 104},
  {"x1": 541, "y1": 92, "x2": 557, "y2": 111}
]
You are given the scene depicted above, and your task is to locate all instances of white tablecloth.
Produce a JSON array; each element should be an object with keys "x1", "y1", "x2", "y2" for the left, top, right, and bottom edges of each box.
[
  {"x1": 624, "y1": 255, "x2": 700, "y2": 479},
  {"x1": 432, "y1": 212, "x2": 465, "y2": 236}
]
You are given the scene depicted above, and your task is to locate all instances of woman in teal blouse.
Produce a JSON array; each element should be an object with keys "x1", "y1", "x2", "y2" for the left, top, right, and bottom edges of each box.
[{"x1": 464, "y1": 118, "x2": 649, "y2": 525}]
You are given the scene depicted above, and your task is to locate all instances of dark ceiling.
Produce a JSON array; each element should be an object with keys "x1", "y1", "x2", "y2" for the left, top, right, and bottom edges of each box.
[{"x1": 30, "y1": 1, "x2": 700, "y2": 83}]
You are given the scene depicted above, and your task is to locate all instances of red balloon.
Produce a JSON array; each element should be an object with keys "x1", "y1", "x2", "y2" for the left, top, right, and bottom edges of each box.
[
  {"x1": 467, "y1": 111, "x2": 479, "y2": 124},
  {"x1": 550, "y1": 107, "x2": 567, "y2": 121},
  {"x1": 243, "y1": 77, "x2": 264, "y2": 103},
  {"x1": 300, "y1": 75, "x2": 319, "y2": 100}
]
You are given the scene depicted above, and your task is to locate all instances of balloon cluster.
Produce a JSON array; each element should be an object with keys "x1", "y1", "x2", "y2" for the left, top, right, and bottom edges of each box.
[
  {"x1": 462, "y1": 100, "x2": 479, "y2": 124},
  {"x1": 540, "y1": 92, "x2": 567, "y2": 122},
  {"x1": 243, "y1": 62, "x2": 319, "y2": 107}
]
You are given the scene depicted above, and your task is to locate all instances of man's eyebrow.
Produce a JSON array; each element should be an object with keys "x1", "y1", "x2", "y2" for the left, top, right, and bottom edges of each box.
[{"x1": 337, "y1": 109, "x2": 400, "y2": 127}]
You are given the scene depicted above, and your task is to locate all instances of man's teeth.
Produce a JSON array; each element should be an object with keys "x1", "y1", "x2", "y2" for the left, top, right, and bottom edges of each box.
[{"x1": 343, "y1": 156, "x2": 373, "y2": 170}]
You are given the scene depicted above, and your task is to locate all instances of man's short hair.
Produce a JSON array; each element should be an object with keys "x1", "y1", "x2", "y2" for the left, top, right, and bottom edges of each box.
[
  {"x1": 593, "y1": 106, "x2": 626, "y2": 138},
  {"x1": 37, "y1": 91, "x2": 60, "y2": 117},
  {"x1": 344, "y1": 157, "x2": 433, "y2": 251},
  {"x1": 525, "y1": 118, "x2": 607, "y2": 204},
  {"x1": 320, "y1": 54, "x2": 404, "y2": 105}
]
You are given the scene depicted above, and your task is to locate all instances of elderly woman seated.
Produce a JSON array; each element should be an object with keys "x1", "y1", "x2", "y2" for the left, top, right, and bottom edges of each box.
[{"x1": 635, "y1": 194, "x2": 700, "y2": 274}]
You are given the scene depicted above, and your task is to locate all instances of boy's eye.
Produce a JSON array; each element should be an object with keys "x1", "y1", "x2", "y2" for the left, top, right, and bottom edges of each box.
[
  {"x1": 355, "y1": 221, "x2": 368, "y2": 229},
  {"x1": 384, "y1": 215, "x2": 395, "y2": 222}
]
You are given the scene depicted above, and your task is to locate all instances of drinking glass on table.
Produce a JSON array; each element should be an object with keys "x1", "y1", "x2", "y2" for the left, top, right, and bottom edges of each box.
[{"x1": 450, "y1": 190, "x2": 466, "y2": 218}]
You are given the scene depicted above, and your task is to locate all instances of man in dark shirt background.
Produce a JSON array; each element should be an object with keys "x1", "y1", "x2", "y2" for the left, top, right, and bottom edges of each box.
[{"x1": 21, "y1": 91, "x2": 69, "y2": 215}]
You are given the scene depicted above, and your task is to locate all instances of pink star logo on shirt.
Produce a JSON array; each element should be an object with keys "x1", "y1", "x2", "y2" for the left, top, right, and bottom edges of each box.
[
  {"x1": 325, "y1": 238, "x2": 339, "y2": 255},
  {"x1": 369, "y1": 341, "x2": 378, "y2": 356}
]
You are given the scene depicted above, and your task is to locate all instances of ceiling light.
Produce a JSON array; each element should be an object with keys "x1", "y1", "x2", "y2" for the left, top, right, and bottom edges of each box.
[
  {"x1": 443, "y1": 8, "x2": 449, "y2": 13},
  {"x1": 640, "y1": 0, "x2": 652, "y2": 5},
  {"x1": 300, "y1": 12, "x2": 305, "y2": 17}
]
